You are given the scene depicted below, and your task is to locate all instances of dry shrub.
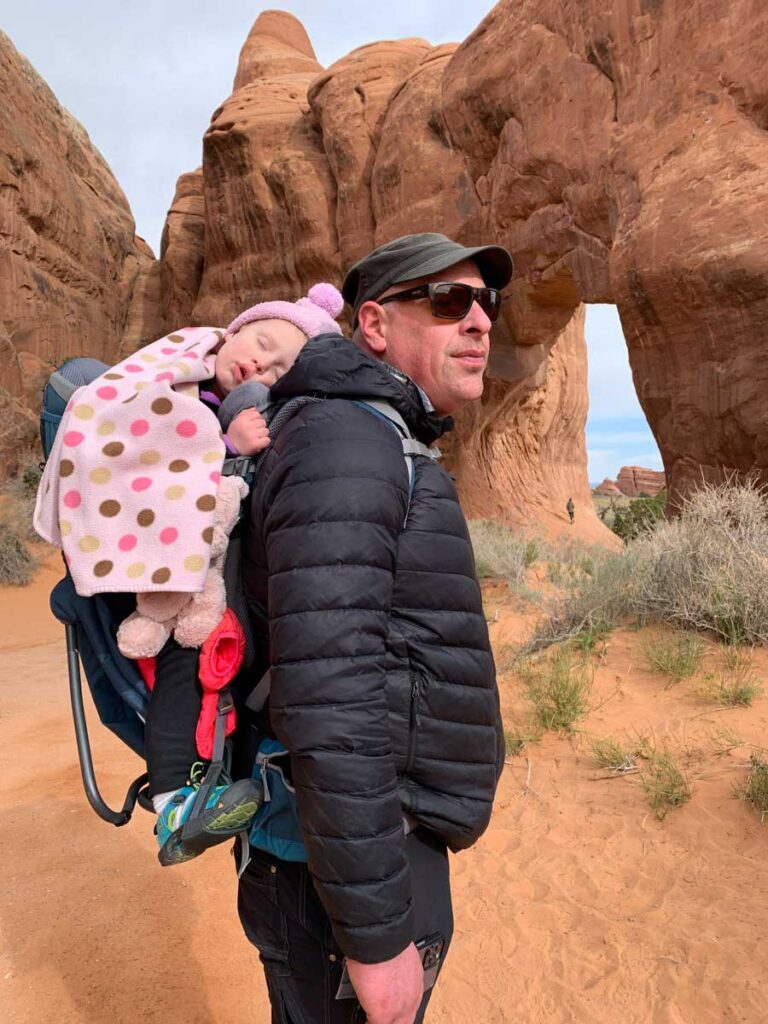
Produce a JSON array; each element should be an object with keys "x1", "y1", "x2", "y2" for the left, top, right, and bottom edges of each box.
[
  {"x1": 468, "y1": 519, "x2": 540, "y2": 587},
  {"x1": 735, "y1": 753, "x2": 768, "y2": 823},
  {"x1": 529, "y1": 548, "x2": 634, "y2": 651},
  {"x1": 2, "y1": 456, "x2": 41, "y2": 542},
  {"x1": 0, "y1": 520, "x2": 36, "y2": 585},
  {"x1": 534, "y1": 482, "x2": 768, "y2": 650},
  {"x1": 629, "y1": 482, "x2": 768, "y2": 644}
]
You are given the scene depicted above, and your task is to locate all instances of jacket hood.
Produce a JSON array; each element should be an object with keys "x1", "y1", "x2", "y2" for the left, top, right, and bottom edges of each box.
[{"x1": 270, "y1": 333, "x2": 453, "y2": 444}]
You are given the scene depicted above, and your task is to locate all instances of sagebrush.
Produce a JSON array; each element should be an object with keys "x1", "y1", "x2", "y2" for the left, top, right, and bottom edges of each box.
[
  {"x1": 469, "y1": 519, "x2": 539, "y2": 587},
  {"x1": 0, "y1": 521, "x2": 36, "y2": 586},
  {"x1": 535, "y1": 482, "x2": 768, "y2": 649}
]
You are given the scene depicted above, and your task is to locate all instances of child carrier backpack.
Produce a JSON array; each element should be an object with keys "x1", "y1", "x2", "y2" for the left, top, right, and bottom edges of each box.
[
  {"x1": 40, "y1": 358, "x2": 253, "y2": 827},
  {"x1": 40, "y1": 359, "x2": 439, "y2": 852}
]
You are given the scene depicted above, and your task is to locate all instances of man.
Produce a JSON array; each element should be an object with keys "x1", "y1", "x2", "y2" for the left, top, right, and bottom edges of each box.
[
  {"x1": 567, "y1": 497, "x2": 575, "y2": 525},
  {"x1": 237, "y1": 233, "x2": 513, "y2": 1024}
]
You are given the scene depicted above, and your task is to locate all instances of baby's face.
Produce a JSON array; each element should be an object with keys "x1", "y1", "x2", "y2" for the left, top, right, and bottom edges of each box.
[{"x1": 215, "y1": 318, "x2": 308, "y2": 393}]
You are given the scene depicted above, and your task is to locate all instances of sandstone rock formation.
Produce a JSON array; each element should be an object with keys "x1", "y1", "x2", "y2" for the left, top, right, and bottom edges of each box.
[
  {"x1": 151, "y1": 4, "x2": 768, "y2": 532},
  {"x1": 308, "y1": 39, "x2": 432, "y2": 268},
  {"x1": 6, "y1": 3, "x2": 768, "y2": 535},
  {"x1": 150, "y1": 10, "x2": 595, "y2": 536},
  {"x1": 157, "y1": 170, "x2": 205, "y2": 333},
  {"x1": 191, "y1": 17, "x2": 338, "y2": 328},
  {"x1": 616, "y1": 466, "x2": 666, "y2": 499},
  {"x1": 594, "y1": 479, "x2": 623, "y2": 498},
  {"x1": 0, "y1": 31, "x2": 150, "y2": 474}
]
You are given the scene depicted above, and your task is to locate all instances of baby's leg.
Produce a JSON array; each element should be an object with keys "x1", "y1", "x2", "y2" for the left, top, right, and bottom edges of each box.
[
  {"x1": 144, "y1": 637, "x2": 263, "y2": 866},
  {"x1": 144, "y1": 639, "x2": 202, "y2": 805}
]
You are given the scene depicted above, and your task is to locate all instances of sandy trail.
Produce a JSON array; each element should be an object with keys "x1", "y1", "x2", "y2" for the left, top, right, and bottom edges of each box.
[{"x1": 2, "y1": 554, "x2": 767, "y2": 1023}]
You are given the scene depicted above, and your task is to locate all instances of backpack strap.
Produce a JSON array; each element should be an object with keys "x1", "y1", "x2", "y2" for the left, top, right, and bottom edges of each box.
[{"x1": 351, "y1": 398, "x2": 440, "y2": 512}]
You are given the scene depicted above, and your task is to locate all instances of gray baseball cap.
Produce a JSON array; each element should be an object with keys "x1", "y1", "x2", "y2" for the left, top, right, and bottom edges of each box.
[{"x1": 342, "y1": 232, "x2": 513, "y2": 327}]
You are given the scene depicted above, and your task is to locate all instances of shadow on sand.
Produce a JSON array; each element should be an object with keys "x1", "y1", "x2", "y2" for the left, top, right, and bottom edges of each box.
[{"x1": 1, "y1": 787, "x2": 221, "y2": 1024}]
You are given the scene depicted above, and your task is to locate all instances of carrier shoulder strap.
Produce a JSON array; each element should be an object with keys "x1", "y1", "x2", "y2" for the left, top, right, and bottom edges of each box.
[{"x1": 351, "y1": 398, "x2": 440, "y2": 501}]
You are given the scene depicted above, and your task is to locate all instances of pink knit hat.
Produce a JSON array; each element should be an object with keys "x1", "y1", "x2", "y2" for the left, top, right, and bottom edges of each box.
[{"x1": 226, "y1": 283, "x2": 344, "y2": 339}]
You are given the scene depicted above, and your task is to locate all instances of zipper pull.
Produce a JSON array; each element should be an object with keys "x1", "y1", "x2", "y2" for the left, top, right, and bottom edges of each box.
[
  {"x1": 412, "y1": 678, "x2": 421, "y2": 726},
  {"x1": 256, "y1": 753, "x2": 271, "y2": 802}
]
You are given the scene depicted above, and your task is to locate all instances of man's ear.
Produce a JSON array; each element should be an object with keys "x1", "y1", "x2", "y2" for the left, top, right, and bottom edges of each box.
[{"x1": 356, "y1": 301, "x2": 388, "y2": 356}]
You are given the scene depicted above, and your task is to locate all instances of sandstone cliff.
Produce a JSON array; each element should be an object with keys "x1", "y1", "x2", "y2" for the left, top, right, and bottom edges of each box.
[
  {"x1": 147, "y1": 10, "x2": 596, "y2": 537},
  {"x1": 6, "y1": 4, "x2": 768, "y2": 537},
  {"x1": 594, "y1": 479, "x2": 623, "y2": 498},
  {"x1": 593, "y1": 468, "x2": 666, "y2": 498},
  {"x1": 616, "y1": 466, "x2": 666, "y2": 499},
  {"x1": 0, "y1": 31, "x2": 151, "y2": 474},
  {"x1": 151, "y1": 4, "x2": 768, "y2": 530}
]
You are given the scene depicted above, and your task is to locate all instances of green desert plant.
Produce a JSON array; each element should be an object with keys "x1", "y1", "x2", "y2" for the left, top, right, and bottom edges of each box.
[
  {"x1": 708, "y1": 725, "x2": 745, "y2": 757},
  {"x1": 525, "y1": 647, "x2": 591, "y2": 731},
  {"x1": 642, "y1": 629, "x2": 705, "y2": 684},
  {"x1": 504, "y1": 721, "x2": 542, "y2": 757},
  {"x1": 571, "y1": 619, "x2": 613, "y2": 654},
  {"x1": 640, "y1": 750, "x2": 693, "y2": 819},
  {"x1": 610, "y1": 491, "x2": 667, "y2": 543},
  {"x1": 0, "y1": 520, "x2": 36, "y2": 586},
  {"x1": 722, "y1": 642, "x2": 749, "y2": 672},
  {"x1": 20, "y1": 462, "x2": 41, "y2": 494},
  {"x1": 696, "y1": 643, "x2": 762, "y2": 706},
  {"x1": 704, "y1": 669, "x2": 762, "y2": 708},
  {"x1": 735, "y1": 753, "x2": 768, "y2": 824},
  {"x1": 716, "y1": 678, "x2": 761, "y2": 707},
  {"x1": 589, "y1": 736, "x2": 639, "y2": 773}
]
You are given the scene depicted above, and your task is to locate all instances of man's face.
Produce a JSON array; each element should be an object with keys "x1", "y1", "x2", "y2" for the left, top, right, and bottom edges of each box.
[{"x1": 362, "y1": 260, "x2": 493, "y2": 416}]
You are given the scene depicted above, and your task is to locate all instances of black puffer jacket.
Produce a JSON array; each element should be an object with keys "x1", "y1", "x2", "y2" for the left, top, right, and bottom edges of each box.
[{"x1": 241, "y1": 334, "x2": 503, "y2": 963}]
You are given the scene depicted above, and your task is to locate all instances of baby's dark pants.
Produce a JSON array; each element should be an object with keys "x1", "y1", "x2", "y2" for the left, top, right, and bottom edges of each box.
[{"x1": 143, "y1": 640, "x2": 201, "y2": 796}]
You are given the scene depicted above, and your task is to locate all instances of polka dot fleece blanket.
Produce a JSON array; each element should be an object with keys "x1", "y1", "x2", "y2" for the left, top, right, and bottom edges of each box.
[{"x1": 34, "y1": 327, "x2": 229, "y2": 597}]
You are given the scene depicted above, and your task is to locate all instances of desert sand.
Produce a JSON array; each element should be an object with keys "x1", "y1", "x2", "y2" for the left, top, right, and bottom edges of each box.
[{"x1": 2, "y1": 553, "x2": 767, "y2": 1023}]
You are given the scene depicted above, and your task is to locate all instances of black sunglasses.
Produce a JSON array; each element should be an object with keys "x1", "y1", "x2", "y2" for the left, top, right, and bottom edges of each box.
[{"x1": 377, "y1": 282, "x2": 502, "y2": 323}]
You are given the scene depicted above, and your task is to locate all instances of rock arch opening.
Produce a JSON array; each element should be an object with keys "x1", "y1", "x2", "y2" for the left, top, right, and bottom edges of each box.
[{"x1": 584, "y1": 304, "x2": 663, "y2": 499}]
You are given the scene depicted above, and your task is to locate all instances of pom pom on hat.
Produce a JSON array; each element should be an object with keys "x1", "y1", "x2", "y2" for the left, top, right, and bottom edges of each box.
[
  {"x1": 307, "y1": 283, "x2": 344, "y2": 319},
  {"x1": 226, "y1": 283, "x2": 344, "y2": 339}
]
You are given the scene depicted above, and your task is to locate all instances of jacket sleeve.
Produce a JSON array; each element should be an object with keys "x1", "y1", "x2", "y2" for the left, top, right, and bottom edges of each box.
[{"x1": 259, "y1": 401, "x2": 414, "y2": 963}]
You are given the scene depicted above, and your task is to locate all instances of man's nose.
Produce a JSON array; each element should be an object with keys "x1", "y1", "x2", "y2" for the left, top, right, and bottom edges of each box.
[{"x1": 463, "y1": 299, "x2": 492, "y2": 335}]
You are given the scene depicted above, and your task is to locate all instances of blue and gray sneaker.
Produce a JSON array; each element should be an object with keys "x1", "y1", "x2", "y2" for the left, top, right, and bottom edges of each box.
[{"x1": 156, "y1": 776, "x2": 263, "y2": 867}]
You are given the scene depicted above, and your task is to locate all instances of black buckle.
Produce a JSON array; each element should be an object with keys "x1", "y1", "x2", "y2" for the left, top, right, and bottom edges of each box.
[{"x1": 222, "y1": 455, "x2": 256, "y2": 478}]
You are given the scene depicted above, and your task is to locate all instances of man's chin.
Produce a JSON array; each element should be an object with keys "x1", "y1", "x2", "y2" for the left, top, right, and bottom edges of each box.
[
  {"x1": 458, "y1": 374, "x2": 486, "y2": 404},
  {"x1": 435, "y1": 381, "x2": 485, "y2": 416}
]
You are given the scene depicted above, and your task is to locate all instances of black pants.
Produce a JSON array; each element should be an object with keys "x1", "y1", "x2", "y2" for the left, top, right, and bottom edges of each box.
[
  {"x1": 236, "y1": 829, "x2": 454, "y2": 1024},
  {"x1": 143, "y1": 640, "x2": 202, "y2": 796}
]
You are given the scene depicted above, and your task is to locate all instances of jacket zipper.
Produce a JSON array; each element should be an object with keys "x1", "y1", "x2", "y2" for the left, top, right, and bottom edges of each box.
[{"x1": 405, "y1": 674, "x2": 421, "y2": 772}]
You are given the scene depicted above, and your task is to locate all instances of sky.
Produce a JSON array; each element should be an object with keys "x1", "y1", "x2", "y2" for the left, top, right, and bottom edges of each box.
[
  {"x1": 584, "y1": 306, "x2": 662, "y2": 485},
  {"x1": 3, "y1": 3, "x2": 661, "y2": 482}
]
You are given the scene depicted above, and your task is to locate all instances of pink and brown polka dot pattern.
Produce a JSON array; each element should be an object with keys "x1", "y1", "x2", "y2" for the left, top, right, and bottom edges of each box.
[{"x1": 33, "y1": 326, "x2": 229, "y2": 597}]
